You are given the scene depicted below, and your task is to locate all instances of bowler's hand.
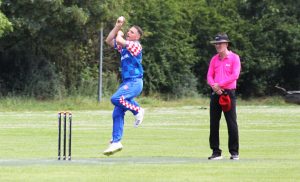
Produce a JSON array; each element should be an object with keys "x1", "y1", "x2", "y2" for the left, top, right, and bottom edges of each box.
[{"x1": 115, "y1": 16, "x2": 125, "y2": 28}]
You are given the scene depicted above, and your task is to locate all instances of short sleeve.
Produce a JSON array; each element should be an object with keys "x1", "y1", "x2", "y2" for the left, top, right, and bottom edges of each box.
[{"x1": 126, "y1": 41, "x2": 142, "y2": 56}]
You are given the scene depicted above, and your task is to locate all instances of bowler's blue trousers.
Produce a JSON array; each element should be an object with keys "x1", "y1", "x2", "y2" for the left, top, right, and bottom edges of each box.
[{"x1": 110, "y1": 78, "x2": 143, "y2": 143}]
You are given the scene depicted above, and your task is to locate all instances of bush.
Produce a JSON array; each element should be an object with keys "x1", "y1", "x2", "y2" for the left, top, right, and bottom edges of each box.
[
  {"x1": 24, "y1": 58, "x2": 65, "y2": 99},
  {"x1": 102, "y1": 72, "x2": 120, "y2": 97},
  {"x1": 74, "y1": 71, "x2": 119, "y2": 98},
  {"x1": 171, "y1": 73, "x2": 199, "y2": 99}
]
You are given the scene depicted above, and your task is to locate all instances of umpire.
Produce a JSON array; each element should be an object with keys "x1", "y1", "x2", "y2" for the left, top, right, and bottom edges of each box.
[{"x1": 206, "y1": 33, "x2": 241, "y2": 160}]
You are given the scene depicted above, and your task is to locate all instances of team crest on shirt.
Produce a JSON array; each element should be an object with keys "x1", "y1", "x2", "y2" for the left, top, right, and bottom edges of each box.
[{"x1": 123, "y1": 84, "x2": 129, "y2": 90}]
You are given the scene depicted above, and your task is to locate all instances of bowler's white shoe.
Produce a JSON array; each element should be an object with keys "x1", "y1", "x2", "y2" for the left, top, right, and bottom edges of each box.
[
  {"x1": 134, "y1": 108, "x2": 145, "y2": 127},
  {"x1": 103, "y1": 142, "x2": 123, "y2": 156}
]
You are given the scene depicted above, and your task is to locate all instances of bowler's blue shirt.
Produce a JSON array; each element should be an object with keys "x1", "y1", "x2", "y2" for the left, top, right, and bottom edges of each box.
[{"x1": 114, "y1": 39, "x2": 143, "y2": 80}]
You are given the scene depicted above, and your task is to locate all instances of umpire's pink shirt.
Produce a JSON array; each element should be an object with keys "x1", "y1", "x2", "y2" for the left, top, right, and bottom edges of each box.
[{"x1": 207, "y1": 51, "x2": 241, "y2": 90}]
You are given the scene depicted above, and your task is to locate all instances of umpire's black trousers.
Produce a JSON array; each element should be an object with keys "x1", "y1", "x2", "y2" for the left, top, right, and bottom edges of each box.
[{"x1": 209, "y1": 90, "x2": 239, "y2": 155}]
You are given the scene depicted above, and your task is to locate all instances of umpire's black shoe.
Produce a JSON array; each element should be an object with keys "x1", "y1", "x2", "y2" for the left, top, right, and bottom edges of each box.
[
  {"x1": 208, "y1": 153, "x2": 223, "y2": 160},
  {"x1": 230, "y1": 155, "x2": 239, "y2": 160}
]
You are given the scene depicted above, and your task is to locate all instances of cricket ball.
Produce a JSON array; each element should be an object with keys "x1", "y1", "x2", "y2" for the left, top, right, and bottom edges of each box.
[{"x1": 118, "y1": 16, "x2": 125, "y2": 23}]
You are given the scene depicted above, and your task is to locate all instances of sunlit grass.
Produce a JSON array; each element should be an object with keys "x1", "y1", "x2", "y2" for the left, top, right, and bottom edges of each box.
[{"x1": 0, "y1": 105, "x2": 299, "y2": 181}]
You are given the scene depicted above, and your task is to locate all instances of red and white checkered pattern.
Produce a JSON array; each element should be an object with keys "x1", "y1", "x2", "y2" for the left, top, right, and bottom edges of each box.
[
  {"x1": 126, "y1": 41, "x2": 142, "y2": 56},
  {"x1": 119, "y1": 96, "x2": 140, "y2": 112}
]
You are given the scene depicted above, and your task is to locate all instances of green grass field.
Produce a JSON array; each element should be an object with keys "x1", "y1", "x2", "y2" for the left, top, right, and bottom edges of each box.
[{"x1": 0, "y1": 99, "x2": 299, "y2": 181}]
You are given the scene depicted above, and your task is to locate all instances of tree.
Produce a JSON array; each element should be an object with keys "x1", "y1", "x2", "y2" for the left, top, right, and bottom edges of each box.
[
  {"x1": 237, "y1": 0, "x2": 300, "y2": 95},
  {"x1": 0, "y1": 0, "x2": 108, "y2": 98},
  {"x1": 0, "y1": 0, "x2": 12, "y2": 38},
  {"x1": 124, "y1": 0, "x2": 198, "y2": 97},
  {"x1": 0, "y1": 0, "x2": 299, "y2": 99}
]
